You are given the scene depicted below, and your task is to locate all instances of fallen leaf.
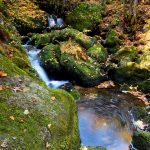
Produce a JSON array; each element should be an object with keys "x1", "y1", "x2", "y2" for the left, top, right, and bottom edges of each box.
[
  {"x1": 9, "y1": 116, "x2": 15, "y2": 120},
  {"x1": 24, "y1": 109, "x2": 29, "y2": 115},
  {"x1": 46, "y1": 142, "x2": 50, "y2": 149},
  {"x1": 0, "y1": 140, "x2": 8, "y2": 148},
  {"x1": 0, "y1": 85, "x2": 2, "y2": 91},
  {"x1": 13, "y1": 86, "x2": 23, "y2": 92},
  {"x1": 0, "y1": 71, "x2": 7, "y2": 77},
  {"x1": 48, "y1": 124, "x2": 51, "y2": 129},
  {"x1": 51, "y1": 96, "x2": 56, "y2": 101}
]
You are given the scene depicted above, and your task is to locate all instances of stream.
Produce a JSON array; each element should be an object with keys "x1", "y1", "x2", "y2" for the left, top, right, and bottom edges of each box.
[{"x1": 23, "y1": 16, "x2": 137, "y2": 150}]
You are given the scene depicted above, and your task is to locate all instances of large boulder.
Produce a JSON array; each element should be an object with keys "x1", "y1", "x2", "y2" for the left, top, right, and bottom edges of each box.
[
  {"x1": 109, "y1": 46, "x2": 150, "y2": 83},
  {"x1": 39, "y1": 44, "x2": 61, "y2": 74},
  {"x1": 132, "y1": 131, "x2": 150, "y2": 150},
  {"x1": 32, "y1": 27, "x2": 96, "y2": 49},
  {"x1": 6, "y1": 0, "x2": 47, "y2": 34},
  {"x1": 0, "y1": 46, "x2": 80, "y2": 149},
  {"x1": 60, "y1": 41, "x2": 103, "y2": 86},
  {"x1": 66, "y1": 3, "x2": 102, "y2": 31}
]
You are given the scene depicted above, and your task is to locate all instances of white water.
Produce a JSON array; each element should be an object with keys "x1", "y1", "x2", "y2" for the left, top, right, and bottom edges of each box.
[
  {"x1": 23, "y1": 45, "x2": 68, "y2": 88},
  {"x1": 48, "y1": 15, "x2": 64, "y2": 28}
]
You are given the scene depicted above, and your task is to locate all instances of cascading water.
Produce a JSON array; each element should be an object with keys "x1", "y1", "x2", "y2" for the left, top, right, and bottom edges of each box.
[{"x1": 23, "y1": 44, "x2": 68, "y2": 88}]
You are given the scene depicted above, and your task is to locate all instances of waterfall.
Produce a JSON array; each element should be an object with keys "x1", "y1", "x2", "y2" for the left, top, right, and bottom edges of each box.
[{"x1": 23, "y1": 44, "x2": 68, "y2": 88}]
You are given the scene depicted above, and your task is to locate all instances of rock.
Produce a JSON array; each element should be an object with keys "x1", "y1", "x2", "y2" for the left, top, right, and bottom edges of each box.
[
  {"x1": 103, "y1": 29, "x2": 120, "y2": 52},
  {"x1": 60, "y1": 27, "x2": 96, "y2": 49},
  {"x1": 109, "y1": 46, "x2": 150, "y2": 83},
  {"x1": 132, "y1": 131, "x2": 150, "y2": 150},
  {"x1": 60, "y1": 41, "x2": 103, "y2": 86},
  {"x1": 0, "y1": 49, "x2": 80, "y2": 149},
  {"x1": 87, "y1": 44, "x2": 108, "y2": 63},
  {"x1": 39, "y1": 44, "x2": 61, "y2": 73},
  {"x1": 7, "y1": 0, "x2": 47, "y2": 34},
  {"x1": 66, "y1": 3, "x2": 102, "y2": 31}
]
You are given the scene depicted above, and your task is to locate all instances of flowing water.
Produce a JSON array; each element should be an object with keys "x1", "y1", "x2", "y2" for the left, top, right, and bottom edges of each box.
[{"x1": 23, "y1": 44, "x2": 68, "y2": 88}]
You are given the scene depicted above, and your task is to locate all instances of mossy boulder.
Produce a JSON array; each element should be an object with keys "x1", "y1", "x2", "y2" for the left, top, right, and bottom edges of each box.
[
  {"x1": 60, "y1": 41, "x2": 103, "y2": 86},
  {"x1": 87, "y1": 44, "x2": 108, "y2": 63},
  {"x1": 104, "y1": 30, "x2": 120, "y2": 52},
  {"x1": 132, "y1": 131, "x2": 150, "y2": 150},
  {"x1": 0, "y1": 50, "x2": 80, "y2": 149},
  {"x1": 7, "y1": 0, "x2": 47, "y2": 34},
  {"x1": 39, "y1": 44, "x2": 61, "y2": 73},
  {"x1": 31, "y1": 27, "x2": 96, "y2": 49},
  {"x1": 60, "y1": 28, "x2": 96, "y2": 49},
  {"x1": 66, "y1": 3, "x2": 102, "y2": 31},
  {"x1": 109, "y1": 46, "x2": 150, "y2": 83}
]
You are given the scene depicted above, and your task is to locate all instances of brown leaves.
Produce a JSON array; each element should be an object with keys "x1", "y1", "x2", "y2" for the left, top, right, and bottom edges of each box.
[
  {"x1": 0, "y1": 85, "x2": 2, "y2": 91},
  {"x1": 97, "y1": 80, "x2": 115, "y2": 89},
  {"x1": 0, "y1": 71, "x2": 7, "y2": 77}
]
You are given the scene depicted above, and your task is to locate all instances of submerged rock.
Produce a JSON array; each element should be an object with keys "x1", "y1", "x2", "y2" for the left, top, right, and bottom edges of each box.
[{"x1": 66, "y1": 3, "x2": 102, "y2": 31}]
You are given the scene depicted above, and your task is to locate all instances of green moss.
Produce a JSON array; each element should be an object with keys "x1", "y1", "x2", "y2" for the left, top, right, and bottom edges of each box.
[
  {"x1": 87, "y1": 44, "x2": 108, "y2": 63},
  {"x1": 66, "y1": 3, "x2": 102, "y2": 31},
  {"x1": 104, "y1": 30, "x2": 120, "y2": 52},
  {"x1": 61, "y1": 27, "x2": 96, "y2": 49},
  {"x1": 132, "y1": 131, "x2": 150, "y2": 150},
  {"x1": 0, "y1": 54, "x2": 26, "y2": 76},
  {"x1": 132, "y1": 106, "x2": 147, "y2": 120},
  {"x1": 39, "y1": 44, "x2": 61, "y2": 73}
]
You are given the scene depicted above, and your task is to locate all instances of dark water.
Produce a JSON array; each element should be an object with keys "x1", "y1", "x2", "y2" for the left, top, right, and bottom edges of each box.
[{"x1": 77, "y1": 88, "x2": 135, "y2": 150}]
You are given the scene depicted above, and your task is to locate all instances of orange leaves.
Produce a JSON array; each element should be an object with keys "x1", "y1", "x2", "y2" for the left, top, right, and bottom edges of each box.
[
  {"x1": 0, "y1": 71, "x2": 7, "y2": 77},
  {"x1": 0, "y1": 85, "x2": 2, "y2": 91}
]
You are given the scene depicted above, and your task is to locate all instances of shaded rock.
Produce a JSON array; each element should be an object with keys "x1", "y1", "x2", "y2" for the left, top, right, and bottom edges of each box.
[
  {"x1": 39, "y1": 44, "x2": 61, "y2": 73},
  {"x1": 103, "y1": 30, "x2": 120, "y2": 53},
  {"x1": 132, "y1": 131, "x2": 150, "y2": 150},
  {"x1": 66, "y1": 3, "x2": 102, "y2": 31}
]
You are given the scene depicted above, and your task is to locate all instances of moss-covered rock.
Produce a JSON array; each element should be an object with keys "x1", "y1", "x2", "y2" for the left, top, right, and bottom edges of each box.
[
  {"x1": 132, "y1": 131, "x2": 150, "y2": 150},
  {"x1": 104, "y1": 30, "x2": 120, "y2": 52},
  {"x1": 109, "y1": 46, "x2": 150, "y2": 83},
  {"x1": 7, "y1": 0, "x2": 47, "y2": 34},
  {"x1": 60, "y1": 41, "x2": 103, "y2": 86},
  {"x1": 0, "y1": 51, "x2": 80, "y2": 149},
  {"x1": 31, "y1": 27, "x2": 96, "y2": 49},
  {"x1": 39, "y1": 44, "x2": 61, "y2": 73},
  {"x1": 60, "y1": 28, "x2": 96, "y2": 49},
  {"x1": 87, "y1": 44, "x2": 108, "y2": 63},
  {"x1": 66, "y1": 3, "x2": 102, "y2": 31}
]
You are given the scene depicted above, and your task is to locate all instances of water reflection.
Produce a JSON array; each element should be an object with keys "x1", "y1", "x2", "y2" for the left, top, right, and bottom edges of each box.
[{"x1": 78, "y1": 107, "x2": 132, "y2": 150}]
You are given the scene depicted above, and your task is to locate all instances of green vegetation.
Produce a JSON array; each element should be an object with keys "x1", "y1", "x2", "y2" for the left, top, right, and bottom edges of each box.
[
  {"x1": 66, "y1": 3, "x2": 102, "y2": 31},
  {"x1": 132, "y1": 131, "x2": 150, "y2": 150}
]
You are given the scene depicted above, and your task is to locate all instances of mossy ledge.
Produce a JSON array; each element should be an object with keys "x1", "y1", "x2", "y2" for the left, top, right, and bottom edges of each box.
[{"x1": 0, "y1": 51, "x2": 80, "y2": 149}]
